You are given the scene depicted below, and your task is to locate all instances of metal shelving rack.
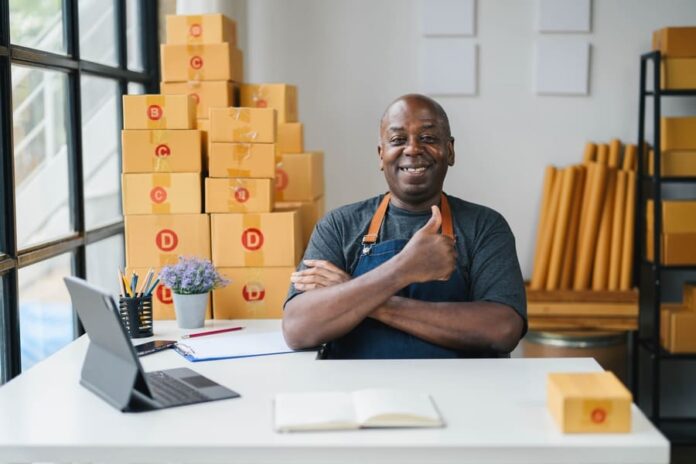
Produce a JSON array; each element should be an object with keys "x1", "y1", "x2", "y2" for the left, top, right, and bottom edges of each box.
[{"x1": 636, "y1": 50, "x2": 696, "y2": 446}]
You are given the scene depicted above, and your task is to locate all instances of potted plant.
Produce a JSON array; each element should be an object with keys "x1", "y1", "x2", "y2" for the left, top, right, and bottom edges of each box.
[{"x1": 159, "y1": 256, "x2": 229, "y2": 329}]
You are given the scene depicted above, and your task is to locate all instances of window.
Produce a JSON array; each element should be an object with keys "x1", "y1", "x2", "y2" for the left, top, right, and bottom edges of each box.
[{"x1": 0, "y1": 0, "x2": 158, "y2": 384}]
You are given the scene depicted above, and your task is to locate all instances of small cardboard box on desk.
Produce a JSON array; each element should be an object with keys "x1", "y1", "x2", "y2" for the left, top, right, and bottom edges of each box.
[
  {"x1": 547, "y1": 372, "x2": 632, "y2": 433},
  {"x1": 212, "y1": 267, "x2": 294, "y2": 319}
]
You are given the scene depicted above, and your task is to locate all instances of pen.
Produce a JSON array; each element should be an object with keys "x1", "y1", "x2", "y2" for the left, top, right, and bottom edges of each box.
[{"x1": 181, "y1": 326, "x2": 244, "y2": 339}]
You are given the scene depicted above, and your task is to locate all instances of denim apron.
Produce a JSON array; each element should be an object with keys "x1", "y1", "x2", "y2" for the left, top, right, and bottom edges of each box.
[{"x1": 322, "y1": 193, "x2": 470, "y2": 359}]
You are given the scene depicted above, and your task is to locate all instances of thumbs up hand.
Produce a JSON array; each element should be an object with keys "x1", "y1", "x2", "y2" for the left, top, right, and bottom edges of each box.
[{"x1": 397, "y1": 206, "x2": 457, "y2": 283}]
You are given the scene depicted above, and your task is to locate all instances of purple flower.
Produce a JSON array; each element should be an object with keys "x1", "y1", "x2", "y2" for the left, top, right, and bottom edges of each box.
[{"x1": 159, "y1": 256, "x2": 230, "y2": 294}]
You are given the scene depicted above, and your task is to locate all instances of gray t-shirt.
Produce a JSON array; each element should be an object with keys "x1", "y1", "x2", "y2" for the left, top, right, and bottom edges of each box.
[{"x1": 285, "y1": 193, "x2": 527, "y2": 329}]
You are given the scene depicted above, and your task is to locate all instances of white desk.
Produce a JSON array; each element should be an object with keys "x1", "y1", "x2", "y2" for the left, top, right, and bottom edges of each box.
[{"x1": 0, "y1": 320, "x2": 668, "y2": 464}]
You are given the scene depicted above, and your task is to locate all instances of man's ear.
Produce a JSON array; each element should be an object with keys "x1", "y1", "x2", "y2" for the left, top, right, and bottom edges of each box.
[
  {"x1": 447, "y1": 137, "x2": 455, "y2": 166},
  {"x1": 378, "y1": 145, "x2": 384, "y2": 171}
]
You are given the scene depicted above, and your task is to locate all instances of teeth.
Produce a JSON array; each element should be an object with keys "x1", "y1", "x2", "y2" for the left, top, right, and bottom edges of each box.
[{"x1": 401, "y1": 167, "x2": 427, "y2": 172}]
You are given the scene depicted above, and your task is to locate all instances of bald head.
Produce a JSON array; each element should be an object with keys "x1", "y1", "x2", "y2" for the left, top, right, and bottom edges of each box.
[{"x1": 380, "y1": 94, "x2": 451, "y2": 139}]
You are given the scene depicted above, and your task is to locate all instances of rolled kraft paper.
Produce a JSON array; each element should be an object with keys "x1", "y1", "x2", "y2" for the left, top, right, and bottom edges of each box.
[
  {"x1": 573, "y1": 162, "x2": 608, "y2": 290},
  {"x1": 596, "y1": 144, "x2": 609, "y2": 164},
  {"x1": 575, "y1": 163, "x2": 596, "y2": 281},
  {"x1": 560, "y1": 166, "x2": 586, "y2": 289},
  {"x1": 608, "y1": 170, "x2": 628, "y2": 290},
  {"x1": 592, "y1": 168, "x2": 617, "y2": 291},
  {"x1": 608, "y1": 139, "x2": 622, "y2": 168},
  {"x1": 546, "y1": 167, "x2": 576, "y2": 290},
  {"x1": 583, "y1": 142, "x2": 597, "y2": 164},
  {"x1": 623, "y1": 144, "x2": 637, "y2": 171},
  {"x1": 620, "y1": 171, "x2": 637, "y2": 290},
  {"x1": 530, "y1": 169, "x2": 563, "y2": 290},
  {"x1": 531, "y1": 165, "x2": 557, "y2": 286}
]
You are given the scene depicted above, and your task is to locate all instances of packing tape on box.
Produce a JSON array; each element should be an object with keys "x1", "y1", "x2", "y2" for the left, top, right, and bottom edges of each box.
[
  {"x1": 227, "y1": 178, "x2": 254, "y2": 212},
  {"x1": 227, "y1": 109, "x2": 258, "y2": 142},
  {"x1": 242, "y1": 214, "x2": 264, "y2": 267},
  {"x1": 186, "y1": 15, "x2": 203, "y2": 43},
  {"x1": 187, "y1": 45, "x2": 205, "y2": 81},
  {"x1": 251, "y1": 85, "x2": 270, "y2": 108},
  {"x1": 145, "y1": 95, "x2": 166, "y2": 129},
  {"x1": 148, "y1": 131, "x2": 173, "y2": 172},
  {"x1": 151, "y1": 173, "x2": 172, "y2": 214},
  {"x1": 225, "y1": 144, "x2": 253, "y2": 177}
]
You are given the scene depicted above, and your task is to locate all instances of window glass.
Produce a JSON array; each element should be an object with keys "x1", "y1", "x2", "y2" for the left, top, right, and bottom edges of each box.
[
  {"x1": 126, "y1": 0, "x2": 144, "y2": 71},
  {"x1": 78, "y1": 0, "x2": 118, "y2": 66},
  {"x1": 86, "y1": 234, "x2": 124, "y2": 296},
  {"x1": 9, "y1": 0, "x2": 65, "y2": 54},
  {"x1": 128, "y1": 82, "x2": 145, "y2": 95},
  {"x1": 12, "y1": 66, "x2": 72, "y2": 249},
  {"x1": 19, "y1": 253, "x2": 74, "y2": 372},
  {"x1": 81, "y1": 75, "x2": 121, "y2": 228}
]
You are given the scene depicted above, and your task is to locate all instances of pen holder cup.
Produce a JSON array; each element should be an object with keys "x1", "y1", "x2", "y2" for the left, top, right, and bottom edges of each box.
[{"x1": 118, "y1": 296, "x2": 153, "y2": 339}]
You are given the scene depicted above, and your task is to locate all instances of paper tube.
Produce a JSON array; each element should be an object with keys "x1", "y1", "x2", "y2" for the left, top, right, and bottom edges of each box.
[
  {"x1": 531, "y1": 166, "x2": 558, "y2": 289},
  {"x1": 620, "y1": 171, "x2": 637, "y2": 290},
  {"x1": 531, "y1": 169, "x2": 563, "y2": 290},
  {"x1": 573, "y1": 162, "x2": 608, "y2": 290},
  {"x1": 547, "y1": 167, "x2": 576, "y2": 290},
  {"x1": 583, "y1": 143, "x2": 597, "y2": 164},
  {"x1": 623, "y1": 144, "x2": 637, "y2": 171},
  {"x1": 560, "y1": 165, "x2": 586, "y2": 289},
  {"x1": 608, "y1": 170, "x2": 628, "y2": 290},
  {"x1": 592, "y1": 168, "x2": 617, "y2": 290},
  {"x1": 596, "y1": 144, "x2": 609, "y2": 164},
  {"x1": 608, "y1": 139, "x2": 622, "y2": 168}
]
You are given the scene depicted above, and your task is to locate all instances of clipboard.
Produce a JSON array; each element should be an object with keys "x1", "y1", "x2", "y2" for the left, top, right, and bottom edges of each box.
[{"x1": 174, "y1": 331, "x2": 295, "y2": 362}]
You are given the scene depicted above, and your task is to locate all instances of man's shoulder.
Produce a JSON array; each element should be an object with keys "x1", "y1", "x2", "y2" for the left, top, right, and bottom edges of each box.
[
  {"x1": 323, "y1": 194, "x2": 385, "y2": 226},
  {"x1": 446, "y1": 193, "x2": 504, "y2": 222}
]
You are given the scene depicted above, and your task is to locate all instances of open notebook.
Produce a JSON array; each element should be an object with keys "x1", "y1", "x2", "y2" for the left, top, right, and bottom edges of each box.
[{"x1": 274, "y1": 388, "x2": 444, "y2": 432}]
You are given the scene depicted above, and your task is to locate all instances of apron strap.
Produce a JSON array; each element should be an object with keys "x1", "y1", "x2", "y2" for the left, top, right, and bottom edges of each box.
[{"x1": 362, "y1": 192, "x2": 455, "y2": 244}]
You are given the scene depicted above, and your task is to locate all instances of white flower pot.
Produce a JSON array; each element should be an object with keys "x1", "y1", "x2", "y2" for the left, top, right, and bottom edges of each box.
[{"x1": 172, "y1": 292, "x2": 208, "y2": 329}]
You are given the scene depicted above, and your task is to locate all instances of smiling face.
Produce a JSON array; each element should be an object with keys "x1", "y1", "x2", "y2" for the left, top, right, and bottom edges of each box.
[{"x1": 378, "y1": 95, "x2": 455, "y2": 211}]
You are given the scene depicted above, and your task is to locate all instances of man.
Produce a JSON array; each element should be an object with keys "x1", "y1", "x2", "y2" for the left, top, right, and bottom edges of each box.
[{"x1": 282, "y1": 94, "x2": 526, "y2": 359}]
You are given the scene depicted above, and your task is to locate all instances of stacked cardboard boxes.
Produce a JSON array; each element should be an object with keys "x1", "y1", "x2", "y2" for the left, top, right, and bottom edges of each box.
[
  {"x1": 660, "y1": 283, "x2": 696, "y2": 353},
  {"x1": 240, "y1": 83, "x2": 325, "y2": 247},
  {"x1": 160, "y1": 14, "x2": 242, "y2": 161},
  {"x1": 653, "y1": 27, "x2": 696, "y2": 90},
  {"x1": 122, "y1": 94, "x2": 212, "y2": 319},
  {"x1": 209, "y1": 106, "x2": 302, "y2": 319}
]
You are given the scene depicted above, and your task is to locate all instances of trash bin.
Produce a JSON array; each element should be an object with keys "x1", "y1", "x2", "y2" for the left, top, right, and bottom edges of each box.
[{"x1": 521, "y1": 331, "x2": 629, "y2": 384}]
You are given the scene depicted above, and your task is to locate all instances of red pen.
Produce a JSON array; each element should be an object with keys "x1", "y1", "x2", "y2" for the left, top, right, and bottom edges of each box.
[{"x1": 181, "y1": 326, "x2": 244, "y2": 339}]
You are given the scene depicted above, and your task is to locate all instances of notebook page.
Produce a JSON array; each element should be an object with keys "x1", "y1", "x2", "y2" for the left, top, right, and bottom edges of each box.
[
  {"x1": 175, "y1": 331, "x2": 292, "y2": 361},
  {"x1": 351, "y1": 388, "x2": 443, "y2": 427},
  {"x1": 274, "y1": 391, "x2": 359, "y2": 432}
]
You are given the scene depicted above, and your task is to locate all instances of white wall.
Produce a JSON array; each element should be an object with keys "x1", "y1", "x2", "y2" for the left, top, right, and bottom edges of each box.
[{"x1": 185, "y1": 0, "x2": 696, "y2": 278}]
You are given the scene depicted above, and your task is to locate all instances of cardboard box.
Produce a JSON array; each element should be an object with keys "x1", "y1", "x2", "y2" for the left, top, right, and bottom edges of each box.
[
  {"x1": 121, "y1": 130, "x2": 201, "y2": 173},
  {"x1": 122, "y1": 95, "x2": 196, "y2": 130},
  {"x1": 211, "y1": 211, "x2": 302, "y2": 267},
  {"x1": 277, "y1": 122, "x2": 304, "y2": 155},
  {"x1": 122, "y1": 173, "x2": 202, "y2": 215},
  {"x1": 684, "y1": 282, "x2": 696, "y2": 310},
  {"x1": 212, "y1": 267, "x2": 294, "y2": 319},
  {"x1": 653, "y1": 27, "x2": 696, "y2": 57},
  {"x1": 276, "y1": 196, "x2": 325, "y2": 248},
  {"x1": 166, "y1": 14, "x2": 237, "y2": 46},
  {"x1": 648, "y1": 149, "x2": 696, "y2": 177},
  {"x1": 646, "y1": 230, "x2": 696, "y2": 265},
  {"x1": 661, "y1": 305, "x2": 696, "y2": 353},
  {"x1": 275, "y1": 152, "x2": 324, "y2": 201},
  {"x1": 646, "y1": 200, "x2": 696, "y2": 232},
  {"x1": 661, "y1": 117, "x2": 696, "y2": 151},
  {"x1": 208, "y1": 142, "x2": 276, "y2": 178},
  {"x1": 125, "y1": 214, "x2": 210, "y2": 268},
  {"x1": 126, "y1": 266, "x2": 212, "y2": 320},
  {"x1": 210, "y1": 107, "x2": 276, "y2": 143},
  {"x1": 240, "y1": 83, "x2": 298, "y2": 123},
  {"x1": 161, "y1": 81, "x2": 238, "y2": 119},
  {"x1": 205, "y1": 178, "x2": 274, "y2": 213},
  {"x1": 160, "y1": 43, "x2": 243, "y2": 83},
  {"x1": 661, "y1": 58, "x2": 696, "y2": 90},
  {"x1": 547, "y1": 372, "x2": 631, "y2": 433},
  {"x1": 196, "y1": 118, "x2": 210, "y2": 169}
]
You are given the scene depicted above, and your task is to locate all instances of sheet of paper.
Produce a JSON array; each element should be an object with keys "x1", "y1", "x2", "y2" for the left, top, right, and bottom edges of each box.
[
  {"x1": 351, "y1": 388, "x2": 443, "y2": 427},
  {"x1": 538, "y1": 0, "x2": 591, "y2": 33},
  {"x1": 420, "y1": 38, "x2": 477, "y2": 96},
  {"x1": 421, "y1": 0, "x2": 476, "y2": 36},
  {"x1": 174, "y1": 330, "x2": 293, "y2": 362},
  {"x1": 534, "y1": 38, "x2": 590, "y2": 95},
  {"x1": 274, "y1": 391, "x2": 358, "y2": 432}
]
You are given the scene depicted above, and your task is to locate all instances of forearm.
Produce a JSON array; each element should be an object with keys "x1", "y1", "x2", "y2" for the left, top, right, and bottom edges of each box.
[
  {"x1": 372, "y1": 297, "x2": 524, "y2": 353},
  {"x1": 282, "y1": 256, "x2": 409, "y2": 349}
]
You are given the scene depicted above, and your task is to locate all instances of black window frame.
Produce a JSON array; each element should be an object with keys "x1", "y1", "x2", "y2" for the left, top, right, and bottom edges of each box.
[{"x1": 0, "y1": 0, "x2": 160, "y2": 383}]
